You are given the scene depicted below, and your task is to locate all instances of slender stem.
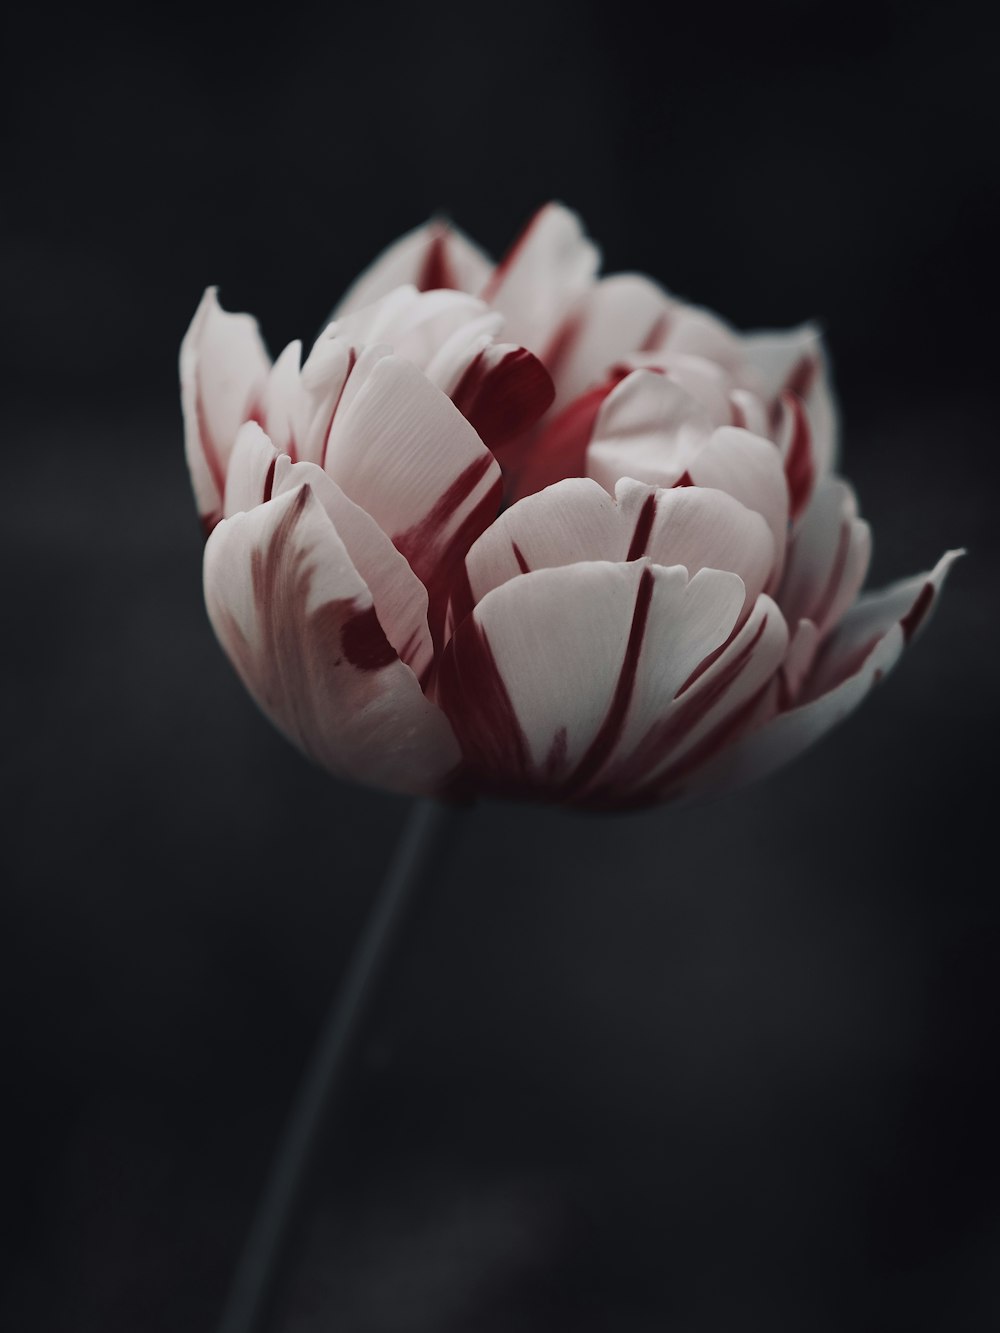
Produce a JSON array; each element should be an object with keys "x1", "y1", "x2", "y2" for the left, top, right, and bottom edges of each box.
[{"x1": 218, "y1": 798, "x2": 458, "y2": 1333}]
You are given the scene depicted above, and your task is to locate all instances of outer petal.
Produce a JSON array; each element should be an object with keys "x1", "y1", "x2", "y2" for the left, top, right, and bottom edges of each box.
[
  {"x1": 180, "y1": 287, "x2": 271, "y2": 530},
  {"x1": 204, "y1": 483, "x2": 460, "y2": 794},
  {"x1": 438, "y1": 559, "x2": 755, "y2": 804},
  {"x1": 223, "y1": 424, "x2": 435, "y2": 681},
  {"x1": 683, "y1": 550, "x2": 962, "y2": 797},
  {"x1": 481, "y1": 203, "x2": 600, "y2": 357},
  {"x1": 322, "y1": 354, "x2": 503, "y2": 647},
  {"x1": 334, "y1": 219, "x2": 493, "y2": 316}
]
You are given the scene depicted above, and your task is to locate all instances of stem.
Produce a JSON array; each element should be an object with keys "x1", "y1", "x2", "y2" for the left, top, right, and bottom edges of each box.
[{"x1": 218, "y1": 798, "x2": 458, "y2": 1333}]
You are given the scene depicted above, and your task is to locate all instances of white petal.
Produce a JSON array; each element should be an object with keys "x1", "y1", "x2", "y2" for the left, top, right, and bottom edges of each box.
[
  {"x1": 204, "y1": 484, "x2": 460, "y2": 794},
  {"x1": 741, "y1": 324, "x2": 839, "y2": 475},
  {"x1": 438, "y1": 559, "x2": 755, "y2": 804},
  {"x1": 258, "y1": 340, "x2": 302, "y2": 457},
  {"x1": 329, "y1": 286, "x2": 497, "y2": 374},
  {"x1": 778, "y1": 477, "x2": 871, "y2": 637},
  {"x1": 482, "y1": 203, "x2": 600, "y2": 356},
  {"x1": 687, "y1": 427, "x2": 790, "y2": 581},
  {"x1": 587, "y1": 369, "x2": 714, "y2": 492},
  {"x1": 461, "y1": 475, "x2": 775, "y2": 614},
  {"x1": 180, "y1": 287, "x2": 271, "y2": 528},
  {"x1": 549, "y1": 273, "x2": 673, "y2": 407},
  {"x1": 684, "y1": 550, "x2": 962, "y2": 796},
  {"x1": 322, "y1": 354, "x2": 502, "y2": 645},
  {"x1": 334, "y1": 219, "x2": 493, "y2": 317}
]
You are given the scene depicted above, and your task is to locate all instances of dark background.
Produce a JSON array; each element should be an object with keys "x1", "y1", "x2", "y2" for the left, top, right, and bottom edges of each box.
[{"x1": 3, "y1": 2, "x2": 997, "y2": 1329}]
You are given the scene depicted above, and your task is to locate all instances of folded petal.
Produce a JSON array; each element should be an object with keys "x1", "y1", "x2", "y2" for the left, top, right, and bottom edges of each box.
[
  {"x1": 682, "y1": 550, "x2": 962, "y2": 797},
  {"x1": 322, "y1": 354, "x2": 503, "y2": 648},
  {"x1": 438, "y1": 559, "x2": 753, "y2": 804},
  {"x1": 180, "y1": 287, "x2": 271, "y2": 531},
  {"x1": 481, "y1": 203, "x2": 600, "y2": 357},
  {"x1": 741, "y1": 324, "x2": 838, "y2": 476},
  {"x1": 587, "y1": 370, "x2": 714, "y2": 491},
  {"x1": 204, "y1": 483, "x2": 460, "y2": 794},
  {"x1": 334, "y1": 219, "x2": 492, "y2": 317},
  {"x1": 686, "y1": 426, "x2": 790, "y2": 583}
]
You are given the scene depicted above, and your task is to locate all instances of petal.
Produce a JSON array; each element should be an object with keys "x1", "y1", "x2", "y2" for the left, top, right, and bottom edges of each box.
[
  {"x1": 741, "y1": 324, "x2": 839, "y2": 476},
  {"x1": 445, "y1": 341, "x2": 555, "y2": 459},
  {"x1": 296, "y1": 334, "x2": 361, "y2": 466},
  {"x1": 507, "y1": 371, "x2": 626, "y2": 502},
  {"x1": 223, "y1": 423, "x2": 435, "y2": 680},
  {"x1": 257, "y1": 339, "x2": 303, "y2": 457},
  {"x1": 462, "y1": 475, "x2": 775, "y2": 614},
  {"x1": 587, "y1": 370, "x2": 714, "y2": 492},
  {"x1": 180, "y1": 287, "x2": 271, "y2": 530},
  {"x1": 329, "y1": 286, "x2": 498, "y2": 373},
  {"x1": 334, "y1": 218, "x2": 493, "y2": 317},
  {"x1": 204, "y1": 483, "x2": 460, "y2": 795},
  {"x1": 322, "y1": 354, "x2": 503, "y2": 648},
  {"x1": 438, "y1": 559, "x2": 752, "y2": 804},
  {"x1": 481, "y1": 202, "x2": 600, "y2": 356},
  {"x1": 547, "y1": 273, "x2": 673, "y2": 408},
  {"x1": 777, "y1": 477, "x2": 871, "y2": 637},
  {"x1": 686, "y1": 426, "x2": 791, "y2": 582},
  {"x1": 682, "y1": 550, "x2": 962, "y2": 797}
]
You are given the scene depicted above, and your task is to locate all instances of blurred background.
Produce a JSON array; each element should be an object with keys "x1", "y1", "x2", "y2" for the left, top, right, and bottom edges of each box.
[{"x1": 3, "y1": 1, "x2": 997, "y2": 1329}]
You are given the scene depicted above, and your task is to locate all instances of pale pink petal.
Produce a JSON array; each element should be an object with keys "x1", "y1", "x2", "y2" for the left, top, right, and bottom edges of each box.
[
  {"x1": 296, "y1": 334, "x2": 361, "y2": 466},
  {"x1": 729, "y1": 388, "x2": 770, "y2": 437},
  {"x1": 438, "y1": 559, "x2": 757, "y2": 804},
  {"x1": 778, "y1": 477, "x2": 871, "y2": 637},
  {"x1": 204, "y1": 483, "x2": 459, "y2": 794},
  {"x1": 222, "y1": 422, "x2": 282, "y2": 518},
  {"x1": 682, "y1": 550, "x2": 962, "y2": 797},
  {"x1": 322, "y1": 354, "x2": 502, "y2": 646},
  {"x1": 660, "y1": 304, "x2": 745, "y2": 375},
  {"x1": 587, "y1": 370, "x2": 714, "y2": 492},
  {"x1": 180, "y1": 287, "x2": 271, "y2": 531},
  {"x1": 481, "y1": 203, "x2": 600, "y2": 357},
  {"x1": 506, "y1": 372, "x2": 626, "y2": 502},
  {"x1": 334, "y1": 219, "x2": 492, "y2": 316},
  {"x1": 548, "y1": 273, "x2": 674, "y2": 407}
]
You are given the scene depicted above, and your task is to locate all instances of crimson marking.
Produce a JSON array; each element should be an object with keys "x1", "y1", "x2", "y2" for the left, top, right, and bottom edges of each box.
[
  {"x1": 416, "y1": 227, "x2": 456, "y2": 292},
  {"x1": 563, "y1": 566, "x2": 655, "y2": 796},
  {"x1": 626, "y1": 494, "x2": 657, "y2": 560},
  {"x1": 780, "y1": 392, "x2": 815, "y2": 522},
  {"x1": 900, "y1": 582, "x2": 934, "y2": 643},
  {"x1": 511, "y1": 542, "x2": 530, "y2": 575},
  {"x1": 341, "y1": 605, "x2": 398, "y2": 671}
]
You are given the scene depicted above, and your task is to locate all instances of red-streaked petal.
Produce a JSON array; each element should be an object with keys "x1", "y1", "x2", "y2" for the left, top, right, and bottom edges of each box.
[
  {"x1": 482, "y1": 202, "x2": 600, "y2": 356},
  {"x1": 322, "y1": 354, "x2": 502, "y2": 648},
  {"x1": 548, "y1": 273, "x2": 674, "y2": 408},
  {"x1": 682, "y1": 550, "x2": 962, "y2": 797},
  {"x1": 204, "y1": 484, "x2": 460, "y2": 794},
  {"x1": 741, "y1": 324, "x2": 839, "y2": 476},
  {"x1": 462, "y1": 475, "x2": 774, "y2": 614},
  {"x1": 180, "y1": 287, "x2": 271, "y2": 531},
  {"x1": 223, "y1": 425, "x2": 436, "y2": 679},
  {"x1": 438, "y1": 559, "x2": 749, "y2": 804},
  {"x1": 773, "y1": 391, "x2": 816, "y2": 524},
  {"x1": 334, "y1": 219, "x2": 492, "y2": 316},
  {"x1": 329, "y1": 286, "x2": 498, "y2": 373},
  {"x1": 508, "y1": 371, "x2": 627, "y2": 502},
  {"x1": 446, "y1": 341, "x2": 555, "y2": 458},
  {"x1": 778, "y1": 477, "x2": 871, "y2": 638}
]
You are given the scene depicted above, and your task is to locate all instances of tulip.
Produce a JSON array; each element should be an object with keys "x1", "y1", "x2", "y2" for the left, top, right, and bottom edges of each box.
[{"x1": 181, "y1": 204, "x2": 959, "y2": 807}]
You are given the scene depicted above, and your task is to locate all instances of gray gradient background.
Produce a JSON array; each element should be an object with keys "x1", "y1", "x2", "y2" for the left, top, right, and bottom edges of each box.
[{"x1": 3, "y1": 3, "x2": 997, "y2": 1330}]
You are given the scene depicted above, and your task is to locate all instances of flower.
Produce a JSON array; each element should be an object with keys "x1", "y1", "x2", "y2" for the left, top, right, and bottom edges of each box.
[{"x1": 181, "y1": 203, "x2": 960, "y2": 807}]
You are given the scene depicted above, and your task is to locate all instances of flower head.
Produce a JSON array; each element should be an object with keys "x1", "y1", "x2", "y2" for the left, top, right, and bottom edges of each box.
[{"x1": 181, "y1": 204, "x2": 959, "y2": 807}]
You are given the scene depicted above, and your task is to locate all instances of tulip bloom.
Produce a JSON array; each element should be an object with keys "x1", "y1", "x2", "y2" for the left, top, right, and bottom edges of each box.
[{"x1": 181, "y1": 204, "x2": 958, "y2": 806}]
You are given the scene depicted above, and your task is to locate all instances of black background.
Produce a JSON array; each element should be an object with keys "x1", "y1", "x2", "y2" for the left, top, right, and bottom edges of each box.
[{"x1": 3, "y1": 3, "x2": 998, "y2": 1329}]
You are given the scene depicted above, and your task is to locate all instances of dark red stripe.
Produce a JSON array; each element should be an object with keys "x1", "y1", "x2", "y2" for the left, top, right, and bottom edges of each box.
[
  {"x1": 900, "y1": 581, "x2": 934, "y2": 643},
  {"x1": 626, "y1": 494, "x2": 657, "y2": 560},
  {"x1": 781, "y1": 391, "x2": 814, "y2": 523},
  {"x1": 262, "y1": 455, "x2": 277, "y2": 504},
  {"x1": 341, "y1": 604, "x2": 398, "y2": 671},
  {"x1": 511, "y1": 541, "x2": 530, "y2": 575},
  {"x1": 480, "y1": 206, "x2": 545, "y2": 303},
  {"x1": 437, "y1": 616, "x2": 531, "y2": 783},
  {"x1": 562, "y1": 566, "x2": 655, "y2": 797},
  {"x1": 510, "y1": 369, "x2": 628, "y2": 503},
  {"x1": 416, "y1": 227, "x2": 456, "y2": 292}
]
